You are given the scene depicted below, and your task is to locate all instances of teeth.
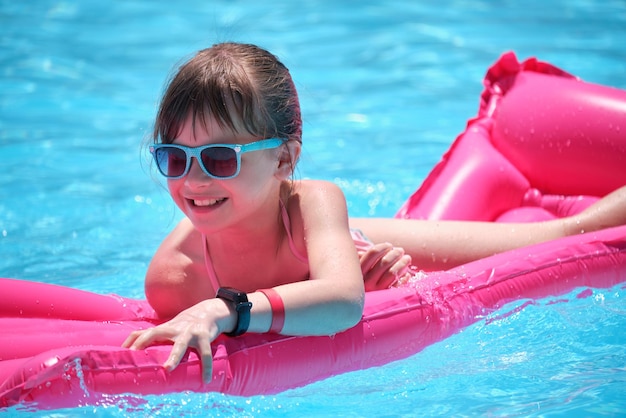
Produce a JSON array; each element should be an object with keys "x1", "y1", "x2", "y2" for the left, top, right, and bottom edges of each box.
[{"x1": 193, "y1": 198, "x2": 224, "y2": 207}]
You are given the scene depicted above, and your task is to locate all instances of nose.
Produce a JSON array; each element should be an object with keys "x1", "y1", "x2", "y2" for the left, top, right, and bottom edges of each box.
[{"x1": 185, "y1": 157, "x2": 212, "y2": 184}]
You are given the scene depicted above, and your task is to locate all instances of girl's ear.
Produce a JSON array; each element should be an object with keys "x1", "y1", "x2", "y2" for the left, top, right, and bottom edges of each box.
[{"x1": 275, "y1": 140, "x2": 301, "y2": 180}]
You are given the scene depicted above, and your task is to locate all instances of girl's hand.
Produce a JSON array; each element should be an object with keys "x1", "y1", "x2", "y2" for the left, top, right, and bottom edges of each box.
[
  {"x1": 122, "y1": 298, "x2": 233, "y2": 383},
  {"x1": 358, "y1": 243, "x2": 412, "y2": 291}
]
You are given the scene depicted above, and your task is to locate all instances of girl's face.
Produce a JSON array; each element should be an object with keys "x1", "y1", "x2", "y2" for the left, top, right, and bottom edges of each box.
[{"x1": 167, "y1": 113, "x2": 283, "y2": 234}]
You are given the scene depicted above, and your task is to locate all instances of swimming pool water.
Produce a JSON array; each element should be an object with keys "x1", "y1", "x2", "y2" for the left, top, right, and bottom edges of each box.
[{"x1": 1, "y1": 0, "x2": 625, "y2": 416}]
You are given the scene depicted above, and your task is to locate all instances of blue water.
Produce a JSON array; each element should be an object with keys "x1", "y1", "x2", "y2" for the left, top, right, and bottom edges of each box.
[{"x1": 1, "y1": 0, "x2": 626, "y2": 416}]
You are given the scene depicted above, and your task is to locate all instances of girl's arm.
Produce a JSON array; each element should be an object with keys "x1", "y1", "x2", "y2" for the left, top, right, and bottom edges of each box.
[{"x1": 244, "y1": 180, "x2": 365, "y2": 336}]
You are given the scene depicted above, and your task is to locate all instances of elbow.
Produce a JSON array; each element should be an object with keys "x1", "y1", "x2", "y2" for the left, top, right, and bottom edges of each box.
[
  {"x1": 347, "y1": 300, "x2": 365, "y2": 329},
  {"x1": 338, "y1": 291, "x2": 365, "y2": 331},
  {"x1": 145, "y1": 282, "x2": 187, "y2": 320}
]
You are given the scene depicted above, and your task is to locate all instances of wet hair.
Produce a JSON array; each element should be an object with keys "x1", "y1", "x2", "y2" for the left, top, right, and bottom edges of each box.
[{"x1": 153, "y1": 42, "x2": 302, "y2": 146}]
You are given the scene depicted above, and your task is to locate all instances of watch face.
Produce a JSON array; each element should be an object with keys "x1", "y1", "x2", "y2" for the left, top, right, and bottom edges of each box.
[{"x1": 217, "y1": 287, "x2": 247, "y2": 301}]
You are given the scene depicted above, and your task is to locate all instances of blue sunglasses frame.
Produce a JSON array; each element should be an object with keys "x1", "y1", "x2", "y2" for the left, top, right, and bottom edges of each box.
[{"x1": 150, "y1": 138, "x2": 285, "y2": 179}]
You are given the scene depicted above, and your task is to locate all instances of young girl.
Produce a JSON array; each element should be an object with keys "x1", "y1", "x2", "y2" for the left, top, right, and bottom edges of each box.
[{"x1": 123, "y1": 42, "x2": 626, "y2": 382}]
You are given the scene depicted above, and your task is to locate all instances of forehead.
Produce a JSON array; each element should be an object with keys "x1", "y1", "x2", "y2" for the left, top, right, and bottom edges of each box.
[{"x1": 177, "y1": 111, "x2": 256, "y2": 144}]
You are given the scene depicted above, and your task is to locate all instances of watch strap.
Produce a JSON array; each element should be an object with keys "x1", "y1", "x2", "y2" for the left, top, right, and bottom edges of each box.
[{"x1": 216, "y1": 287, "x2": 252, "y2": 337}]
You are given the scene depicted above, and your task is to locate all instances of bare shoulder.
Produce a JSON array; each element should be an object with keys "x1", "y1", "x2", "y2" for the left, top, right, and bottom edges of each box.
[
  {"x1": 145, "y1": 218, "x2": 211, "y2": 318},
  {"x1": 149, "y1": 218, "x2": 201, "y2": 270},
  {"x1": 296, "y1": 179, "x2": 347, "y2": 207},
  {"x1": 294, "y1": 180, "x2": 349, "y2": 227}
]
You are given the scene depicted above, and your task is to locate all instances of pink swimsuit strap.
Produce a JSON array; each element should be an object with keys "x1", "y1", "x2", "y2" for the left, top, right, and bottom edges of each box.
[
  {"x1": 279, "y1": 200, "x2": 308, "y2": 264},
  {"x1": 201, "y1": 201, "x2": 308, "y2": 290},
  {"x1": 349, "y1": 228, "x2": 374, "y2": 253},
  {"x1": 202, "y1": 233, "x2": 221, "y2": 292}
]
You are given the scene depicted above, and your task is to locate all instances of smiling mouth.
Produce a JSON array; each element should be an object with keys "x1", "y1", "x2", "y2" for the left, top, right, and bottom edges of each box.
[{"x1": 192, "y1": 198, "x2": 227, "y2": 207}]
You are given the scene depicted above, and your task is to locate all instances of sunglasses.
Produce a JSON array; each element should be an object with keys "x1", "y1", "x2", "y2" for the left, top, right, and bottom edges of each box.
[{"x1": 149, "y1": 138, "x2": 285, "y2": 179}]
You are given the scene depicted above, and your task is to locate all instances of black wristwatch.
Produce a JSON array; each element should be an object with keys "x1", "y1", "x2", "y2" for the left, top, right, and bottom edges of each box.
[{"x1": 216, "y1": 287, "x2": 253, "y2": 337}]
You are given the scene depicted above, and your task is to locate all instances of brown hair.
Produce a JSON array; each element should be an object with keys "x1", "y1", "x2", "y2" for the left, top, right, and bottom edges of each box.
[{"x1": 153, "y1": 42, "x2": 302, "y2": 146}]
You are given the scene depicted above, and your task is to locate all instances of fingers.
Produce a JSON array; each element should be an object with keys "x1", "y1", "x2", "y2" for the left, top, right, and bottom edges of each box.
[
  {"x1": 197, "y1": 337, "x2": 214, "y2": 383},
  {"x1": 122, "y1": 325, "x2": 215, "y2": 384},
  {"x1": 373, "y1": 253, "x2": 411, "y2": 290},
  {"x1": 389, "y1": 256, "x2": 412, "y2": 286},
  {"x1": 121, "y1": 331, "x2": 140, "y2": 349},
  {"x1": 359, "y1": 242, "x2": 393, "y2": 272},
  {"x1": 122, "y1": 327, "x2": 174, "y2": 350},
  {"x1": 361, "y1": 244, "x2": 412, "y2": 291},
  {"x1": 159, "y1": 328, "x2": 215, "y2": 384},
  {"x1": 162, "y1": 338, "x2": 190, "y2": 372}
]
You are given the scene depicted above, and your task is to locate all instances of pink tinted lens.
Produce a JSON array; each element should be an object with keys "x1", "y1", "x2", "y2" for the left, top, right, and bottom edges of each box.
[
  {"x1": 200, "y1": 146, "x2": 238, "y2": 178},
  {"x1": 155, "y1": 147, "x2": 187, "y2": 177}
]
